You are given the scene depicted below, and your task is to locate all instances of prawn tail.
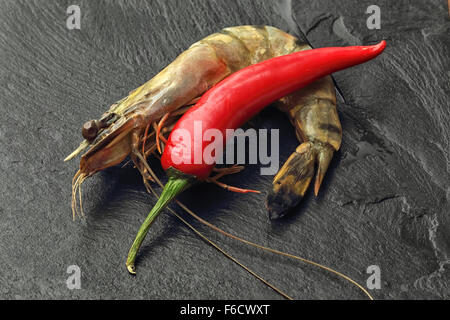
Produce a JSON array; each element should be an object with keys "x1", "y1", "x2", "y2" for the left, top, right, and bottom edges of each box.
[
  {"x1": 266, "y1": 142, "x2": 334, "y2": 219},
  {"x1": 314, "y1": 143, "x2": 334, "y2": 197},
  {"x1": 266, "y1": 142, "x2": 315, "y2": 220}
]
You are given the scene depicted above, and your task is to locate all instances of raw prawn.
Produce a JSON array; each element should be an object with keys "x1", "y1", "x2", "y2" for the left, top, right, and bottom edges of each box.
[{"x1": 67, "y1": 26, "x2": 341, "y2": 218}]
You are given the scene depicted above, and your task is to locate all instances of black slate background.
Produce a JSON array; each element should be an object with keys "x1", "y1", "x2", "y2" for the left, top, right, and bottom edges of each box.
[{"x1": 0, "y1": 0, "x2": 448, "y2": 299}]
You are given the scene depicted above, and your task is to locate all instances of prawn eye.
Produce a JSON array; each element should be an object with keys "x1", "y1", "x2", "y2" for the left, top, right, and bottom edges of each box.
[{"x1": 82, "y1": 120, "x2": 99, "y2": 142}]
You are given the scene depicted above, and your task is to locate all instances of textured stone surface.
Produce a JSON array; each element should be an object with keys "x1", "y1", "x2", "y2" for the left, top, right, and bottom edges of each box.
[{"x1": 0, "y1": 0, "x2": 448, "y2": 299}]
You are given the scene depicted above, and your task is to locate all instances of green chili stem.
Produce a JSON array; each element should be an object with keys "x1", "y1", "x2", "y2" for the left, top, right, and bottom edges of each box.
[{"x1": 126, "y1": 174, "x2": 192, "y2": 274}]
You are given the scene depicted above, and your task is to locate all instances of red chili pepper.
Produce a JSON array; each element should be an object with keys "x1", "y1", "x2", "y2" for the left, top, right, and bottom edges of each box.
[{"x1": 126, "y1": 41, "x2": 386, "y2": 273}]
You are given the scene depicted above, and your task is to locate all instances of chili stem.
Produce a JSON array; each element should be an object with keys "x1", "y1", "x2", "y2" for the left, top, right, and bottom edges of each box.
[{"x1": 126, "y1": 174, "x2": 192, "y2": 274}]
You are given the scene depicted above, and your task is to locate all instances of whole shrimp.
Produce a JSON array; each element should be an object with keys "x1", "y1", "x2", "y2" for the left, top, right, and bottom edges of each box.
[{"x1": 66, "y1": 25, "x2": 341, "y2": 218}]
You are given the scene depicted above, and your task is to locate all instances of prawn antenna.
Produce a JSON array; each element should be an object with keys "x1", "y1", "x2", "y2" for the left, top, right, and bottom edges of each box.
[
  {"x1": 144, "y1": 165, "x2": 373, "y2": 300},
  {"x1": 144, "y1": 181, "x2": 292, "y2": 300}
]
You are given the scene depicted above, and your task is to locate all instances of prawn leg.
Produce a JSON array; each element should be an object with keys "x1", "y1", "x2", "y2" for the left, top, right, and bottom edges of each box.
[
  {"x1": 207, "y1": 165, "x2": 259, "y2": 194},
  {"x1": 130, "y1": 129, "x2": 155, "y2": 186},
  {"x1": 209, "y1": 179, "x2": 260, "y2": 194}
]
